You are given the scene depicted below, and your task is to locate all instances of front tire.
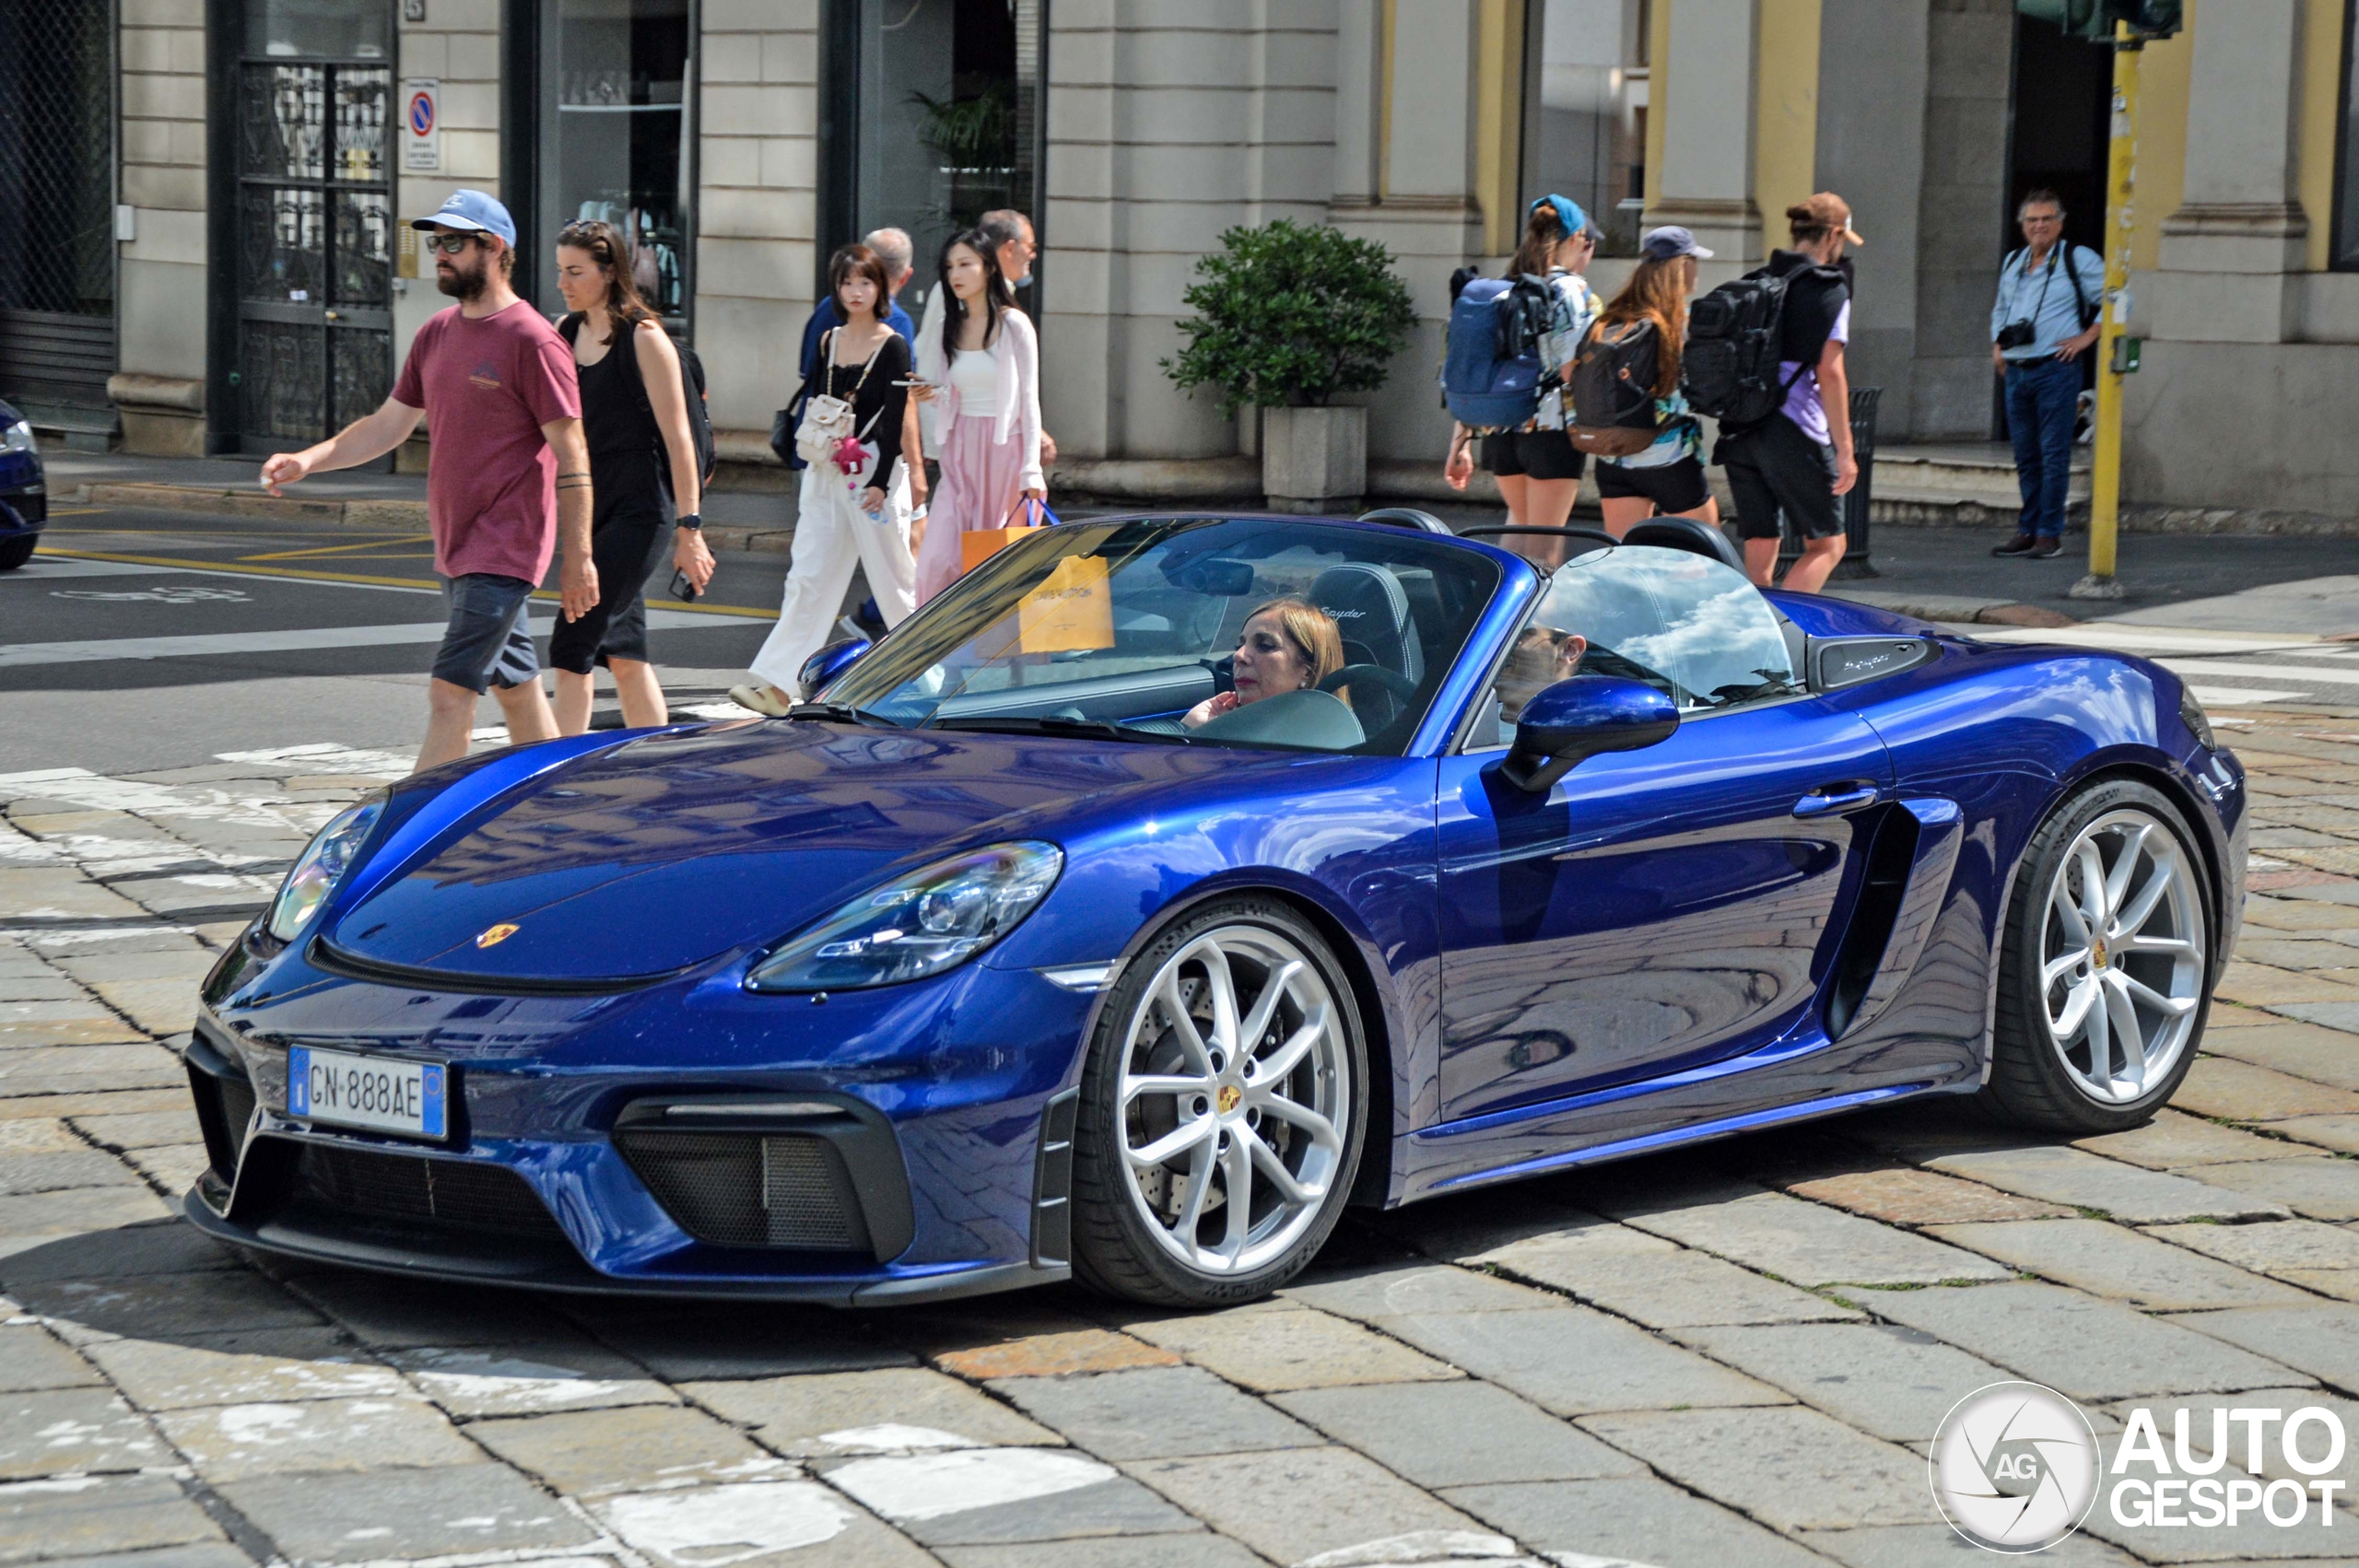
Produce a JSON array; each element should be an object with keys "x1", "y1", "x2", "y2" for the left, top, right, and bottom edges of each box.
[
  {"x1": 0, "y1": 535, "x2": 34, "y2": 572},
  {"x1": 1070, "y1": 897, "x2": 1367, "y2": 1307},
  {"x1": 1983, "y1": 778, "x2": 2214, "y2": 1134}
]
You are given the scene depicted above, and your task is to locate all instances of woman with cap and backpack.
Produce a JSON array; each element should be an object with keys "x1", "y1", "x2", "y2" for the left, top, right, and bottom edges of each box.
[
  {"x1": 1442, "y1": 195, "x2": 1597, "y2": 568},
  {"x1": 1569, "y1": 227, "x2": 1720, "y2": 538},
  {"x1": 547, "y1": 217, "x2": 714, "y2": 734}
]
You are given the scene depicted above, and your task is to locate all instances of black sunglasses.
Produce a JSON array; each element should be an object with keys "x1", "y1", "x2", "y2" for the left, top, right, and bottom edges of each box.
[{"x1": 423, "y1": 232, "x2": 484, "y2": 255}]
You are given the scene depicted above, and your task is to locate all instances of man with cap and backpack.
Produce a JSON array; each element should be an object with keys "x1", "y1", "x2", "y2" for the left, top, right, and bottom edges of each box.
[{"x1": 1684, "y1": 192, "x2": 1861, "y2": 593}]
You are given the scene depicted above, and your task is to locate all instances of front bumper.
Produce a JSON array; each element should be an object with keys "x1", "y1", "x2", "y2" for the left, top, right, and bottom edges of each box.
[
  {"x1": 185, "y1": 942, "x2": 1098, "y2": 1304},
  {"x1": 0, "y1": 485, "x2": 43, "y2": 536}
]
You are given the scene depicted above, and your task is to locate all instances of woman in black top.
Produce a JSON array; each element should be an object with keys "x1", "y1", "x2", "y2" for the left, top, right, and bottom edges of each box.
[
  {"x1": 547, "y1": 219, "x2": 714, "y2": 732},
  {"x1": 734, "y1": 243, "x2": 919, "y2": 715}
]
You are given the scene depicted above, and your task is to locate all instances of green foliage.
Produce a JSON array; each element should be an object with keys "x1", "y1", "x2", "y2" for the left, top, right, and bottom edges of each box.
[
  {"x1": 1162, "y1": 220, "x2": 1416, "y2": 414},
  {"x1": 909, "y1": 82, "x2": 1013, "y2": 165}
]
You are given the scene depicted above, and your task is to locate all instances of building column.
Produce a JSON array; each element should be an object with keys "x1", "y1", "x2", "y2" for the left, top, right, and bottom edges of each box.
[
  {"x1": 1646, "y1": 0, "x2": 1762, "y2": 268},
  {"x1": 2154, "y1": 0, "x2": 2307, "y2": 341}
]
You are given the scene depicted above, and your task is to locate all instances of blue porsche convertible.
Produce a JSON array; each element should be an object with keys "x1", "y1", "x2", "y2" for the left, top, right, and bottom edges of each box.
[{"x1": 184, "y1": 511, "x2": 2245, "y2": 1306}]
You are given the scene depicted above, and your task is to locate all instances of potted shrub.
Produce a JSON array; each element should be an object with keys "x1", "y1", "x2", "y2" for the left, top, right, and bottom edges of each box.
[{"x1": 1164, "y1": 219, "x2": 1415, "y2": 503}]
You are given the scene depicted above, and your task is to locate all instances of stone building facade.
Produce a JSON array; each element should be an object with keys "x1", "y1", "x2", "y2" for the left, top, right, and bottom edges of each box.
[{"x1": 3, "y1": 0, "x2": 2353, "y2": 520}]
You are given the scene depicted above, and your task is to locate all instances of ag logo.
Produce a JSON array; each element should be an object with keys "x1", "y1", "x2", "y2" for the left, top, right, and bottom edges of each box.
[
  {"x1": 1931, "y1": 1382, "x2": 2099, "y2": 1552},
  {"x1": 474, "y1": 922, "x2": 520, "y2": 949}
]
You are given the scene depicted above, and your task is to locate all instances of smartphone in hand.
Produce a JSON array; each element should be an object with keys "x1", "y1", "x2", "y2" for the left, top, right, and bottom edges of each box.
[{"x1": 668, "y1": 569, "x2": 700, "y2": 603}]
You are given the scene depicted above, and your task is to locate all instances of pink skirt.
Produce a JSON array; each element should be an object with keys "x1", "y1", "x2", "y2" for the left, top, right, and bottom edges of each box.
[{"x1": 915, "y1": 414, "x2": 1035, "y2": 603}]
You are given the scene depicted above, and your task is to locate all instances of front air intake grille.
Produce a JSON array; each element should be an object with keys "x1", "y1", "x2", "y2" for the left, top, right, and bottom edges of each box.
[
  {"x1": 292, "y1": 1144, "x2": 568, "y2": 1242},
  {"x1": 616, "y1": 1129, "x2": 867, "y2": 1251},
  {"x1": 186, "y1": 1029, "x2": 258, "y2": 1184}
]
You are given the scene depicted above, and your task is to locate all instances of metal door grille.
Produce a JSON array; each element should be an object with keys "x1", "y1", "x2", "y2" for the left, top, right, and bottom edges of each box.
[
  {"x1": 233, "y1": 18, "x2": 394, "y2": 448},
  {"x1": 0, "y1": 0, "x2": 118, "y2": 415}
]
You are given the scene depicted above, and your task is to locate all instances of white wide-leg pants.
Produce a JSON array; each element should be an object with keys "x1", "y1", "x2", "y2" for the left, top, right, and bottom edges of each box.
[{"x1": 748, "y1": 460, "x2": 917, "y2": 699}]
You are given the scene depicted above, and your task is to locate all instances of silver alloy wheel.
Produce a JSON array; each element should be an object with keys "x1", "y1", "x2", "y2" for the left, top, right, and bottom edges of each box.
[
  {"x1": 2039, "y1": 806, "x2": 2207, "y2": 1104},
  {"x1": 1116, "y1": 925, "x2": 1350, "y2": 1276}
]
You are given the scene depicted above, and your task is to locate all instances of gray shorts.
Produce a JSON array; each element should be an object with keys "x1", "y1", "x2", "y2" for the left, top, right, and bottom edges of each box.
[{"x1": 433, "y1": 574, "x2": 540, "y2": 693}]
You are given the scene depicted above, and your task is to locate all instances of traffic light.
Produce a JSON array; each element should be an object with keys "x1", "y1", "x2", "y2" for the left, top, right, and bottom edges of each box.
[{"x1": 2016, "y1": 0, "x2": 2181, "y2": 40}]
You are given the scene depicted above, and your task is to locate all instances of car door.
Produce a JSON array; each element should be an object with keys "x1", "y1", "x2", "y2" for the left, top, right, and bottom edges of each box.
[{"x1": 1434, "y1": 547, "x2": 1895, "y2": 1125}]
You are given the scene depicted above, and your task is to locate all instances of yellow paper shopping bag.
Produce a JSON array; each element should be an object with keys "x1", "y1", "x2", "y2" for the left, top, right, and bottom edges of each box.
[{"x1": 1017, "y1": 555, "x2": 1116, "y2": 653}]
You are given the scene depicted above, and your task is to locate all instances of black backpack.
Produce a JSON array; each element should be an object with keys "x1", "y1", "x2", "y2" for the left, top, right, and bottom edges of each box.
[
  {"x1": 1568, "y1": 319, "x2": 1662, "y2": 457},
  {"x1": 558, "y1": 312, "x2": 720, "y2": 495},
  {"x1": 1680, "y1": 263, "x2": 1841, "y2": 429}
]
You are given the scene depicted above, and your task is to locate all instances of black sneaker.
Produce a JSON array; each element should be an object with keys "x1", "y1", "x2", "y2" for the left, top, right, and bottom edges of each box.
[
  {"x1": 1991, "y1": 533, "x2": 2041, "y2": 557},
  {"x1": 2028, "y1": 537, "x2": 2065, "y2": 559}
]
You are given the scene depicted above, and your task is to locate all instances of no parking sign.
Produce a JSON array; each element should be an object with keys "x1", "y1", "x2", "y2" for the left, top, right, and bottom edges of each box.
[{"x1": 403, "y1": 78, "x2": 440, "y2": 172}]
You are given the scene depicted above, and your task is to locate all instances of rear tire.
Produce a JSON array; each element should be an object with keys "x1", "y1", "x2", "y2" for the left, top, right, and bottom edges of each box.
[
  {"x1": 0, "y1": 535, "x2": 34, "y2": 571},
  {"x1": 1069, "y1": 897, "x2": 1367, "y2": 1307},
  {"x1": 1982, "y1": 778, "x2": 2214, "y2": 1134}
]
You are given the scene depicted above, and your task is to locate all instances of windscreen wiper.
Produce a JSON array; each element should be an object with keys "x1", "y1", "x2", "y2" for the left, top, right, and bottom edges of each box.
[
  {"x1": 784, "y1": 701, "x2": 901, "y2": 728},
  {"x1": 928, "y1": 715, "x2": 1188, "y2": 743}
]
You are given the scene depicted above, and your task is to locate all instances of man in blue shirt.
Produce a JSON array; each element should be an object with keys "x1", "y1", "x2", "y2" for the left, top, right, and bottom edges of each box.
[{"x1": 1989, "y1": 191, "x2": 2105, "y2": 559}]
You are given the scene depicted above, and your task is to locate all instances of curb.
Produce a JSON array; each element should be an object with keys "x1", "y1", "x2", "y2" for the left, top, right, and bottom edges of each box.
[
  {"x1": 1827, "y1": 590, "x2": 2079, "y2": 627},
  {"x1": 74, "y1": 480, "x2": 804, "y2": 557}
]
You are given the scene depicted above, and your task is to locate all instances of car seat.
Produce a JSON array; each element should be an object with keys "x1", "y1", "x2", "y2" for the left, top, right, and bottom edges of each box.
[
  {"x1": 1623, "y1": 516, "x2": 1745, "y2": 572},
  {"x1": 1309, "y1": 563, "x2": 1424, "y2": 735}
]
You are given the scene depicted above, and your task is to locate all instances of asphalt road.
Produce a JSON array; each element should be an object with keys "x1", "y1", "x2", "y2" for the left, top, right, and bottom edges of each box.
[{"x1": 0, "y1": 504, "x2": 805, "y2": 774}]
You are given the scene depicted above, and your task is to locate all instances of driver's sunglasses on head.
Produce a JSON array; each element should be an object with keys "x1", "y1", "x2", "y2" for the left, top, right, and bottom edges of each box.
[{"x1": 424, "y1": 232, "x2": 482, "y2": 255}]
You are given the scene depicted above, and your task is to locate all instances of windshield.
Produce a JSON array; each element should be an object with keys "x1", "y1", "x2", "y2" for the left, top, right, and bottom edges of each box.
[{"x1": 824, "y1": 517, "x2": 1506, "y2": 754}]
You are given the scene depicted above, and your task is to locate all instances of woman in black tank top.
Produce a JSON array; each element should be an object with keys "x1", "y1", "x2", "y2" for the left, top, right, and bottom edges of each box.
[{"x1": 547, "y1": 220, "x2": 713, "y2": 732}]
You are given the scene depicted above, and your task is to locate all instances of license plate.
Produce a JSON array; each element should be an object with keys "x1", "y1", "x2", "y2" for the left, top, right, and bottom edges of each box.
[{"x1": 287, "y1": 1047, "x2": 448, "y2": 1140}]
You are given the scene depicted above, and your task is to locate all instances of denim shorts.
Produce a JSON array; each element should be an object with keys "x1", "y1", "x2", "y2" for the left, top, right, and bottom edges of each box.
[{"x1": 433, "y1": 573, "x2": 540, "y2": 693}]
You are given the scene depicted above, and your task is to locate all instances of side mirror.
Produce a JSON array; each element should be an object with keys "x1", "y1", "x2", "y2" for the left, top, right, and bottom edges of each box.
[
  {"x1": 1497, "y1": 675, "x2": 1679, "y2": 793},
  {"x1": 799, "y1": 637, "x2": 871, "y2": 698}
]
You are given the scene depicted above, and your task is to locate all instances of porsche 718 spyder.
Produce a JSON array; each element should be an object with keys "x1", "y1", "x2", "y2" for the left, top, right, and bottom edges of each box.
[{"x1": 182, "y1": 510, "x2": 2246, "y2": 1306}]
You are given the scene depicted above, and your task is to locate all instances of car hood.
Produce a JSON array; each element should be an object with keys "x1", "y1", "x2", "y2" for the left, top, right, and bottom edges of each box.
[{"x1": 324, "y1": 720, "x2": 1224, "y2": 984}]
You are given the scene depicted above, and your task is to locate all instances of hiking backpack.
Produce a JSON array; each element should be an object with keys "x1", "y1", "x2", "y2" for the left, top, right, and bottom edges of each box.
[
  {"x1": 1567, "y1": 319, "x2": 1662, "y2": 458},
  {"x1": 1679, "y1": 263, "x2": 1839, "y2": 429},
  {"x1": 1440, "y1": 271, "x2": 1556, "y2": 431},
  {"x1": 558, "y1": 312, "x2": 721, "y2": 493}
]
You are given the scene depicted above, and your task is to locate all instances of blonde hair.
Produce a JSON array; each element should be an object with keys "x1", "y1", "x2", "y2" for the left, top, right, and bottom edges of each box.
[{"x1": 1246, "y1": 597, "x2": 1345, "y2": 693}]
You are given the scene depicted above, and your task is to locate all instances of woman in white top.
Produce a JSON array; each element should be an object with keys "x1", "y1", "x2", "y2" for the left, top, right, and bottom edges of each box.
[{"x1": 910, "y1": 228, "x2": 1045, "y2": 603}]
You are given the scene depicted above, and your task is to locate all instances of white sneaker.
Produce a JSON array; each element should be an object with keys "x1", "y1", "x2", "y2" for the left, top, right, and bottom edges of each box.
[{"x1": 728, "y1": 683, "x2": 794, "y2": 718}]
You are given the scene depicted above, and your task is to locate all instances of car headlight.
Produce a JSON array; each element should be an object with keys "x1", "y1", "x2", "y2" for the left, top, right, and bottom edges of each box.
[
  {"x1": 266, "y1": 797, "x2": 385, "y2": 942},
  {"x1": 0, "y1": 421, "x2": 32, "y2": 456},
  {"x1": 2179, "y1": 683, "x2": 2217, "y2": 752},
  {"x1": 746, "y1": 841, "x2": 1062, "y2": 992}
]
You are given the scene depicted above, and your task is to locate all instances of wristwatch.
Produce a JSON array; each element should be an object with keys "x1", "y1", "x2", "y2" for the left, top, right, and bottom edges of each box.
[{"x1": 675, "y1": 513, "x2": 702, "y2": 530}]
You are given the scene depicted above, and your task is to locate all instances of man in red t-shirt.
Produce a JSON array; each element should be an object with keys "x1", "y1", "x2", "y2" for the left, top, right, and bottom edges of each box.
[{"x1": 260, "y1": 189, "x2": 596, "y2": 772}]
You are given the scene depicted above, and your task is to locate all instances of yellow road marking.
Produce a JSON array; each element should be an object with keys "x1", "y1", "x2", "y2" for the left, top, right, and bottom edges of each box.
[
  {"x1": 34, "y1": 547, "x2": 781, "y2": 620},
  {"x1": 241, "y1": 533, "x2": 436, "y2": 561},
  {"x1": 44, "y1": 507, "x2": 100, "y2": 516}
]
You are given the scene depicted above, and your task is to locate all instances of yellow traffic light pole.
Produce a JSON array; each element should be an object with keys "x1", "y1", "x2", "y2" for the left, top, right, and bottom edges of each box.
[{"x1": 2071, "y1": 20, "x2": 2141, "y2": 601}]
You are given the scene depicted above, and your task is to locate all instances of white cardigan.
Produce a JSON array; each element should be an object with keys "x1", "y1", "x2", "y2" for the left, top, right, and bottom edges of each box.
[{"x1": 914, "y1": 290, "x2": 1046, "y2": 494}]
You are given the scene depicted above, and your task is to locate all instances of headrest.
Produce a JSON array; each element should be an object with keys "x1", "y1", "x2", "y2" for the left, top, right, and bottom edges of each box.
[
  {"x1": 1623, "y1": 516, "x2": 1745, "y2": 571},
  {"x1": 1309, "y1": 563, "x2": 1423, "y2": 684}
]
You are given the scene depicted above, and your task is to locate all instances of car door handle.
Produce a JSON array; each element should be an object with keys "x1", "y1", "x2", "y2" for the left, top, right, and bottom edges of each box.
[{"x1": 1793, "y1": 784, "x2": 1881, "y2": 818}]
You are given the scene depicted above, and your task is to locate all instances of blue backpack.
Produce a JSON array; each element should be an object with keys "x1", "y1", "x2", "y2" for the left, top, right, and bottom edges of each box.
[{"x1": 1441, "y1": 271, "x2": 1554, "y2": 430}]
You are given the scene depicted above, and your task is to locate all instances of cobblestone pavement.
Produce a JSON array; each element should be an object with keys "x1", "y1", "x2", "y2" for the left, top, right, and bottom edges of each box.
[{"x1": 8, "y1": 713, "x2": 2359, "y2": 1568}]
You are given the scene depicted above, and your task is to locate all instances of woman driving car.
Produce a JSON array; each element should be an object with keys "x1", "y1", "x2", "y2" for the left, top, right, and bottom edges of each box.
[{"x1": 1182, "y1": 598, "x2": 1347, "y2": 729}]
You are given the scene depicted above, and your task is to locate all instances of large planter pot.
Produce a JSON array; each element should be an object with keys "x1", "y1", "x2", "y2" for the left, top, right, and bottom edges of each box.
[{"x1": 1262, "y1": 404, "x2": 1367, "y2": 504}]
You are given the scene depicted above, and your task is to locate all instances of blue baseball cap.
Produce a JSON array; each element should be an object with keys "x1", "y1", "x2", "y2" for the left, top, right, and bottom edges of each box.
[
  {"x1": 1532, "y1": 193, "x2": 1591, "y2": 240},
  {"x1": 1640, "y1": 225, "x2": 1715, "y2": 261},
  {"x1": 409, "y1": 189, "x2": 516, "y2": 247}
]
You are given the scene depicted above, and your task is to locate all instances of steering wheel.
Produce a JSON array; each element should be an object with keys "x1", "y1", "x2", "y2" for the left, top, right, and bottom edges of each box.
[{"x1": 1320, "y1": 664, "x2": 1420, "y2": 702}]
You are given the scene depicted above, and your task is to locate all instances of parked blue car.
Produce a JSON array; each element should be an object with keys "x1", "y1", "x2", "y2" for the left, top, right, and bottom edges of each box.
[
  {"x1": 0, "y1": 397, "x2": 46, "y2": 571},
  {"x1": 185, "y1": 512, "x2": 2245, "y2": 1306}
]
